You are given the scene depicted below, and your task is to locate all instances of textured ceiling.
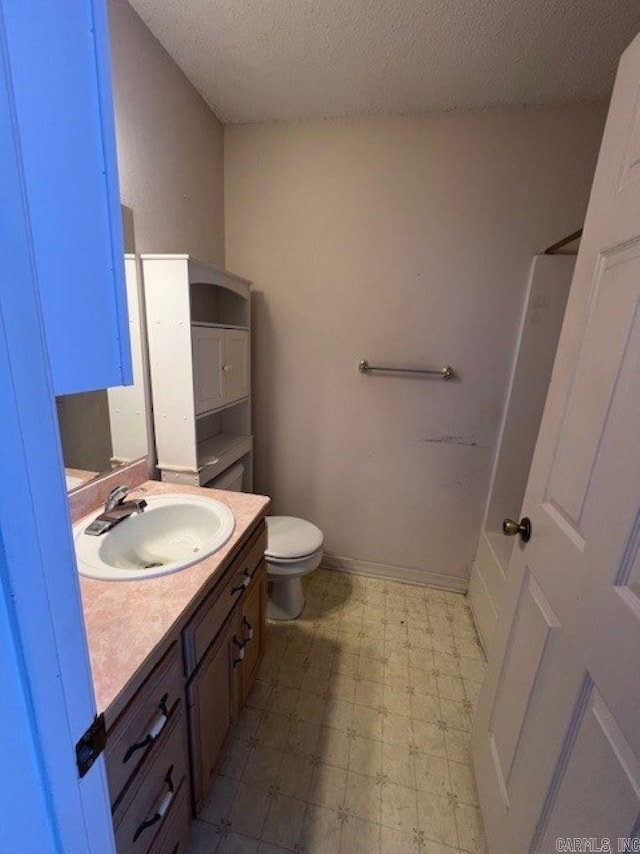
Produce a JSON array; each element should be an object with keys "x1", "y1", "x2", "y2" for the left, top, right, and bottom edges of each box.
[{"x1": 126, "y1": 0, "x2": 640, "y2": 124}]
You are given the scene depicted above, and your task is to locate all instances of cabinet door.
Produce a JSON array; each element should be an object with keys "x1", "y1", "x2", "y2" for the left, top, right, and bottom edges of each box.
[
  {"x1": 192, "y1": 326, "x2": 225, "y2": 415},
  {"x1": 223, "y1": 330, "x2": 250, "y2": 405},
  {"x1": 240, "y1": 565, "x2": 266, "y2": 702},
  {"x1": 187, "y1": 609, "x2": 242, "y2": 814},
  {"x1": 3, "y1": 0, "x2": 131, "y2": 394}
]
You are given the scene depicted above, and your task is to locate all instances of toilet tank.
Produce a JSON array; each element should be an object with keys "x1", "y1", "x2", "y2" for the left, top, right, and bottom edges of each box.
[{"x1": 205, "y1": 461, "x2": 245, "y2": 493}]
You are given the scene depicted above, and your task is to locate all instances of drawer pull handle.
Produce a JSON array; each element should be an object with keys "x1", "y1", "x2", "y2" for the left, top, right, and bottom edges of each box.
[
  {"x1": 230, "y1": 570, "x2": 251, "y2": 595},
  {"x1": 123, "y1": 694, "x2": 169, "y2": 764},
  {"x1": 132, "y1": 765, "x2": 174, "y2": 843},
  {"x1": 243, "y1": 617, "x2": 254, "y2": 641},
  {"x1": 233, "y1": 636, "x2": 246, "y2": 666}
]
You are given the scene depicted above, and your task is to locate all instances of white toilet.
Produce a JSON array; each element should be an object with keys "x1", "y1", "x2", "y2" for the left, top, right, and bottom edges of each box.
[{"x1": 265, "y1": 516, "x2": 324, "y2": 620}]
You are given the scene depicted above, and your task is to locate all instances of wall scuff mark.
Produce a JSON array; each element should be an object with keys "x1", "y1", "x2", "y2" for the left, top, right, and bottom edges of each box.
[{"x1": 421, "y1": 434, "x2": 483, "y2": 448}]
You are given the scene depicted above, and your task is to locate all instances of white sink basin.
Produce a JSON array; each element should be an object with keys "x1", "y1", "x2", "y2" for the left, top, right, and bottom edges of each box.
[{"x1": 74, "y1": 494, "x2": 235, "y2": 581}]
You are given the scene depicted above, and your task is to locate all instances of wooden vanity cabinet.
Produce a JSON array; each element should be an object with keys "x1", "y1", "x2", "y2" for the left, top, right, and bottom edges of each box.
[
  {"x1": 184, "y1": 525, "x2": 267, "y2": 814},
  {"x1": 105, "y1": 644, "x2": 183, "y2": 809},
  {"x1": 105, "y1": 519, "x2": 267, "y2": 850},
  {"x1": 113, "y1": 709, "x2": 189, "y2": 854},
  {"x1": 106, "y1": 643, "x2": 189, "y2": 854},
  {"x1": 182, "y1": 524, "x2": 265, "y2": 675},
  {"x1": 187, "y1": 607, "x2": 243, "y2": 814}
]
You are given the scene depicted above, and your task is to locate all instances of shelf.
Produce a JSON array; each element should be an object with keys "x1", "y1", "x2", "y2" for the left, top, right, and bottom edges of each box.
[
  {"x1": 195, "y1": 396, "x2": 250, "y2": 421},
  {"x1": 159, "y1": 434, "x2": 253, "y2": 488},
  {"x1": 197, "y1": 433, "x2": 251, "y2": 470},
  {"x1": 191, "y1": 322, "x2": 249, "y2": 331}
]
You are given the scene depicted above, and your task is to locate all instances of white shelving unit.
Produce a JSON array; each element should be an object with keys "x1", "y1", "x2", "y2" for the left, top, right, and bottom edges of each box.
[{"x1": 142, "y1": 254, "x2": 253, "y2": 489}]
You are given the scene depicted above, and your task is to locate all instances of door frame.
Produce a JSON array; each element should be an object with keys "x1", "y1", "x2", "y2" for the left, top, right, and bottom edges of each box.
[{"x1": 0, "y1": 5, "x2": 114, "y2": 851}]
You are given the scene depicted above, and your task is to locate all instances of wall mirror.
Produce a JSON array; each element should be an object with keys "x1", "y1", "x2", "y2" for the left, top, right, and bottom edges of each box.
[{"x1": 56, "y1": 206, "x2": 151, "y2": 492}]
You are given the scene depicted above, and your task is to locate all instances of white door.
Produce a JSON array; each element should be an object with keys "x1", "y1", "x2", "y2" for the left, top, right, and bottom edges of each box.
[
  {"x1": 473, "y1": 34, "x2": 640, "y2": 854},
  {"x1": 224, "y1": 329, "x2": 250, "y2": 405},
  {"x1": 192, "y1": 325, "x2": 226, "y2": 415}
]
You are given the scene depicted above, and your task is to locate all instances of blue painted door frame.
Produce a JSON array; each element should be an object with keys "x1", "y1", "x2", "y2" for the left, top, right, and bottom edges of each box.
[{"x1": 0, "y1": 3, "x2": 116, "y2": 851}]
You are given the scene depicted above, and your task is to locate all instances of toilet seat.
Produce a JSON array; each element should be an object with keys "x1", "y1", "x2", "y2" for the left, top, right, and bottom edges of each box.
[
  {"x1": 266, "y1": 550, "x2": 323, "y2": 576},
  {"x1": 267, "y1": 550, "x2": 322, "y2": 564},
  {"x1": 265, "y1": 516, "x2": 323, "y2": 561}
]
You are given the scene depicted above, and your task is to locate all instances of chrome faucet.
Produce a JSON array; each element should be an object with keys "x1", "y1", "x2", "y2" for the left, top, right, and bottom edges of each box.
[
  {"x1": 84, "y1": 485, "x2": 148, "y2": 536},
  {"x1": 104, "y1": 485, "x2": 137, "y2": 512}
]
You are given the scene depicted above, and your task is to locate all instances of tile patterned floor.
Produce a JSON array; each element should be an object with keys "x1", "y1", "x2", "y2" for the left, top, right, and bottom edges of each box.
[{"x1": 187, "y1": 569, "x2": 487, "y2": 854}]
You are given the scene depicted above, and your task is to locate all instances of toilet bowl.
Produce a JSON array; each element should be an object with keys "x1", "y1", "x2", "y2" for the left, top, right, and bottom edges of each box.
[{"x1": 265, "y1": 516, "x2": 324, "y2": 620}]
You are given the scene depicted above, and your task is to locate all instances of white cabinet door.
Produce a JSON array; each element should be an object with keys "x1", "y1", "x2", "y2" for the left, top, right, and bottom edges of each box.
[
  {"x1": 473, "y1": 34, "x2": 640, "y2": 853},
  {"x1": 192, "y1": 326, "x2": 249, "y2": 416},
  {"x1": 192, "y1": 326, "x2": 225, "y2": 415},
  {"x1": 223, "y1": 329, "x2": 250, "y2": 406}
]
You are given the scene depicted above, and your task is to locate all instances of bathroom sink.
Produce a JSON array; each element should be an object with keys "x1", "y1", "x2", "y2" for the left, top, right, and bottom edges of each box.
[{"x1": 74, "y1": 494, "x2": 235, "y2": 581}]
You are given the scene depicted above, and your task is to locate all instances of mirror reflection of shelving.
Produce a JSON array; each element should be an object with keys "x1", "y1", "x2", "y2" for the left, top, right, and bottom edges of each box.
[
  {"x1": 56, "y1": 207, "x2": 152, "y2": 492},
  {"x1": 142, "y1": 255, "x2": 253, "y2": 490}
]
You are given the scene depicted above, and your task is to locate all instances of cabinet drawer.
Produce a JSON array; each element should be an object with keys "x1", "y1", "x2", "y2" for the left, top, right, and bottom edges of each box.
[
  {"x1": 106, "y1": 644, "x2": 183, "y2": 807},
  {"x1": 184, "y1": 524, "x2": 265, "y2": 675},
  {"x1": 147, "y1": 777, "x2": 190, "y2": 854},
  {"x1": 114, "y1": 707, "x2": 188, "y2": 854}
]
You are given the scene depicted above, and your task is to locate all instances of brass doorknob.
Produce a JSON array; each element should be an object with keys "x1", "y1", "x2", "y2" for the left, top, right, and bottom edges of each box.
[{"x1": 502, "y1": 516, "x2": 531, "y2": 543}]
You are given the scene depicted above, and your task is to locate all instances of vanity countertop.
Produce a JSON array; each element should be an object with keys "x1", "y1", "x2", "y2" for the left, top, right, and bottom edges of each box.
[{"x1": 78, "y1": 480, "x2": 270, "y2": 722}]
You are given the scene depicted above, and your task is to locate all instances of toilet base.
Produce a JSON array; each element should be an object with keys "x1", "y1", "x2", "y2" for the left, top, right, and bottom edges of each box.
[{"x1": 267, "y1": 575, "x2": 305, "y2": 621}]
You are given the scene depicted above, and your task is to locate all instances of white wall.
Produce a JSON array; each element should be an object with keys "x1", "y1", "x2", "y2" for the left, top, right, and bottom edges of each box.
[
  {"x1": 108, "y1": 0, "x2": 225, "y2": 264},
  {"x1": 225, "y1": 105, "x2": 607, "y2": 587}
]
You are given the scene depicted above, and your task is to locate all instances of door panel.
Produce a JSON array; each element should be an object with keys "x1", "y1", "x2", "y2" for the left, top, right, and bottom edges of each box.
[
  {"x1": 224, "y1": 329, "x2": 250, "y2": 405},
  {"x1": 489, "y1": 573, "x2": 559, "y2": 798},
  {"x1": 187, "y1": 610, "x2": 239, "y2": 813},
  {"x1": 192, "y1": 326, "x2": 225, "y2": 415},
  {"x1": 535, "y1": 689, "x2": 640, "y2": 849},
  {"x1": 546, "y1": 247, "x2": 640, "y2": 526},
  {"x1": 473, "y1": 33, "x2": 640, "y2": 853}
]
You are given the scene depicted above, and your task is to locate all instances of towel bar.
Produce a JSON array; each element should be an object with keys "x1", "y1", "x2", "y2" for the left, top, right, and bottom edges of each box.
[{"x1": 358, "y1": 359, "x2": 454, "y2": 380}]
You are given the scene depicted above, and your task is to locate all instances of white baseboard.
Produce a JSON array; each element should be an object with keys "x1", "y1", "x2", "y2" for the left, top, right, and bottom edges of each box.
[{"x1": 321, "y1": 553, "x2": 469, "y2": 594}]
